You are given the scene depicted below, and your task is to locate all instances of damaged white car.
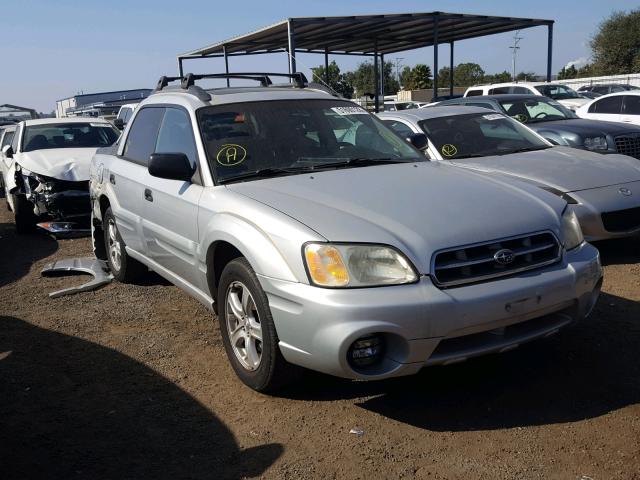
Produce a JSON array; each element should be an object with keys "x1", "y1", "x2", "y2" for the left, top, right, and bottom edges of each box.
[{"x1": 1, "y1": 118, "x2": 120, "y2": 233}]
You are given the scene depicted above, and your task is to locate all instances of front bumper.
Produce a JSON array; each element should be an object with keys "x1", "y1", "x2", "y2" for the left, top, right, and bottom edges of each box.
[
  {"x1": 259, "y1": 242, "x2": 602, "y2": 380},
  {"x1": 570, "y1": 181, "x2": 640, "y2": 241}
]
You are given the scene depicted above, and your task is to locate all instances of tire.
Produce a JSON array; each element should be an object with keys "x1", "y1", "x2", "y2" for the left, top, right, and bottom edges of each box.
[
  {"x1": 103, "y1": 207, "x2": 146, "y2": 283},
  {"x1": 14, "y1": 194, "x2": 37, "y2": 234},
  {"x1": 217, "y1": 257, "x2": 300, "y2": 393}
]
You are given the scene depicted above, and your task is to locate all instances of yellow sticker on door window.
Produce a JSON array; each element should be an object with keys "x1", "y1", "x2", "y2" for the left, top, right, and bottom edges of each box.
[
  {"x1": 216, "y1": 144, "x2": 247, "y2": 166},
  {"x1": 441, "y1": 144, "x2": 458, "y2": 157}
]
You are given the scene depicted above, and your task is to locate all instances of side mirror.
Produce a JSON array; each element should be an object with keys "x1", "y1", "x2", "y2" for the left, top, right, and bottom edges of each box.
[
  {"x1": 2, "y1": 145, "x2": 13, "y2": 158},
  {"x1": 406, "y1": 133, "x2": 429, "y2": 151},
  {"x1": 148, "y1": 153, "x2": 195, "y2": 182},
  {"x1": 113, "y1": 118, "x2": 125, "y2": 130}
]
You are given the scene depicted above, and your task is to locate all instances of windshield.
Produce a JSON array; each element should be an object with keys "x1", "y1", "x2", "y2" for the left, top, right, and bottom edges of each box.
[
  {"x1": 22, "y1": 122, "x2": 119, "y2": 152},
  {"x1": 534, "y1": 84, "x2": 581, "y2": 100},
  {"x1": 498, "y1": 98, "x2": 577, "y2": 123},
  {"x1": 418, "y1": 112, "x2": 549, "y2": 159},
  {"x1": 197, "y1": 99, "x2": 424, "y2": 183}
]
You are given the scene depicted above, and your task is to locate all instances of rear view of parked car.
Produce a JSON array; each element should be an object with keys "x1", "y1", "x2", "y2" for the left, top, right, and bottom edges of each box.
[
  {"x1": 379, "y1": 106, "x2": 640, "y2": 241},
  {"x1": 1, "y1": 118, "x2": 119, "y2": 233},
  {"x1": 90, "y1": 72, "x2": 602, "y2": 393}
]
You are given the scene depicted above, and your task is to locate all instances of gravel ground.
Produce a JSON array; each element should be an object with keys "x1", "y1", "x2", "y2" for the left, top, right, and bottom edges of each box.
[{"x1": 1, "y1": 202, "x2": 639, "y2": 480}]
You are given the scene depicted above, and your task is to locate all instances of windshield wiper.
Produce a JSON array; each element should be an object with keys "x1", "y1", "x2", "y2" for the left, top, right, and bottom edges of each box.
[
  {"x1": 306, "y1": 157, "x2": 415, "y2": 169},
  {"x1": 219, "y1": 167, "x2": 311, "y2": 184},
  {"x1": 448, "y1": 153, "x2": 486, "y2": 159},
  {"x1": 505, "y1": 145, "x2": 551, "y2": 154}
]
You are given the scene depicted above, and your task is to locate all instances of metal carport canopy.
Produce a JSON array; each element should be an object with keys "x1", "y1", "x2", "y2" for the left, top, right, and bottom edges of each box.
[{"x1": 178, "y1": 11, "x2": 555, "y2": 110}]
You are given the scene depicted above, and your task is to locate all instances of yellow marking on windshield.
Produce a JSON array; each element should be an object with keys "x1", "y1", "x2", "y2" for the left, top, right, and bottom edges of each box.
[
  {"x1": 441, "y1": 144, "x2": 458, "y2": 157},
  {"x1": 216, "y1": 144, "x2": 247, "y2": 166}
]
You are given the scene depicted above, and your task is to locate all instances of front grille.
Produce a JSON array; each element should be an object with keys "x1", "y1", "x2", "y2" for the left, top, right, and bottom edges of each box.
[
  {"x1": 614, "y1": 134, "x2": 640, "y2": 159},
  {"x1": 601, "y1": 206, "x2": 640, "y2": 232},
  {"x1": 432, "y1": 232, "x2": 561, "y2": 288}
]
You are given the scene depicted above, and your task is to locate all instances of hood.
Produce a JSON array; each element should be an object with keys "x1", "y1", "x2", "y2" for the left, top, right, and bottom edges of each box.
[
  {"x1": 557, "y1": 98, "x2": 589, "y2": 110},
  {"x1": 529, "y1": 118, "x2": 640, "y2": 136},
  {"x1": 450, "y1": 146, "x2": 640, "y2": 193},
  {"x1": 15, "y1": 148, "x2": 97, "y2": 181},
  {"x1": 226, "y1": 162, "x2": 565, "y2": 273}
]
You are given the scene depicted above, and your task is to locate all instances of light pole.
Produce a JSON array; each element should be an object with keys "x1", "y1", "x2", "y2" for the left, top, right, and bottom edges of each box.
[
  {"x1": 509, "y1": 30, "x2": 523, "y2": 81},
  {"x1": 394, "y1": 57, "x2": 404, "y2": 87}
]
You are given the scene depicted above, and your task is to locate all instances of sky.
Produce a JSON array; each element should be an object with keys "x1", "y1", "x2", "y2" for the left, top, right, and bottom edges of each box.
[{"x1": 1, "y1": 0, "x2": 637, "y2": 112}]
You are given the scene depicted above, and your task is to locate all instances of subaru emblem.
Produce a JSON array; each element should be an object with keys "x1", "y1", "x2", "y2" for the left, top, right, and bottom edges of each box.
[
  {"x1": 494, "y1": 249, "x2": 515, "y2": 265},
  {"x1": 618, "y1": 187, "x2": 632, "y2": 197}
]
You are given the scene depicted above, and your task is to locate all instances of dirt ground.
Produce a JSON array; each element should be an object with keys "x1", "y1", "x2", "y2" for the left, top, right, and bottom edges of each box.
[{"x1": 1, "y1": 203, "x2": 639, "y2": 480}]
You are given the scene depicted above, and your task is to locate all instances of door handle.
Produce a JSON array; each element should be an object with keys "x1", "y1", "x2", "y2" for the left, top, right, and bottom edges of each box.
[
  {"x1": 144, "y1": 189, "x2": 153, "y2": 202},
  {"x1": 109, "y1": 173, "x2": 116, "y2": 185}
]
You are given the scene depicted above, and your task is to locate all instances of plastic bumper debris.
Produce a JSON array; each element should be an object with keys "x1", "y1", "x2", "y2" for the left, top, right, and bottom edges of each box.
[{"x1": 41, "y1": 257, "x2": 113, "y2": 298}]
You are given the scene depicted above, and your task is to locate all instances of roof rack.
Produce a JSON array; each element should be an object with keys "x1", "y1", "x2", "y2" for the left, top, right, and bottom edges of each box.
[{"x1": 153, "y1": 71, "x2": 311, "y2": 100}]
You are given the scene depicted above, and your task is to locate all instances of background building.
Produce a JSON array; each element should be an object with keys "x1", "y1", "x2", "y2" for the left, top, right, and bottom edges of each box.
[
  {"x1": 55, "y1": 88, "x2": 152, "y2": 118},
  {"x1": 0, "y1": 104, "x2": 38, "y2": 124}
]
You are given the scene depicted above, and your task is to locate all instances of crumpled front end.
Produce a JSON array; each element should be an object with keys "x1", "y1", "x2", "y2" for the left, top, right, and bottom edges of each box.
[{"x1": 14, "y1": 164, "x2": 90, "y2": 230}]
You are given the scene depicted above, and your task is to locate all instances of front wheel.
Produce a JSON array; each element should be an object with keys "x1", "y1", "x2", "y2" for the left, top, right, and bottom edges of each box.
[
  {"x1": 217, "y1": 257, "x2": 300, "y2": 392},
  {"x1": 103, "y1": 207, "x2": 146, "y2": 283}
]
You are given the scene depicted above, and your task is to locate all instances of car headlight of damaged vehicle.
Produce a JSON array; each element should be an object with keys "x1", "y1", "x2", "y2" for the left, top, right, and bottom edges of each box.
[
  {"x1": 304, "y1": 243, "x2": 418, "y2": 287},
  {"x1": 561, "y1": 209, "x2": 584, "y2": 250},
  {"x1": 583, "y1": 136, "x2": 608, "y2": 151}
]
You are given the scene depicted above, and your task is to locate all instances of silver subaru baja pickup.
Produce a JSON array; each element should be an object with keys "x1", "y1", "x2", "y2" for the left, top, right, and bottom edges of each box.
[{"x1": 89, "y1": 72, "x2": 602, "y2": 392}]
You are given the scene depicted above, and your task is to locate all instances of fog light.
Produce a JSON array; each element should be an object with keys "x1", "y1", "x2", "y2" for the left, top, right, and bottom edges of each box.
[{"x1": 348, "y1": 335, "x2": 384, "y2": 368}]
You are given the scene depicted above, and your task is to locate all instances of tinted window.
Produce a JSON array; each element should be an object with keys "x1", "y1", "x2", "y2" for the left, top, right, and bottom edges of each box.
[
  {"x1": 197, "y1": 100, "x2": 423, "y2": 183},
  {"x1": 155, "y1": 108, "x2": 198, "y2": 166},
  {"x1": 418, "y1": 112, "x2": 548, "y2": 159},
  {"x1": 535, "y1": 84, "x2": 580, "y2": 99},
  {"x1": 1, "y1": 130, "x2": 15, "y2": 148},
  {"x1": 499, "y1": 98, "x2": 576, "y2": 123},
  {"x1": 589, "y1": 95, "x2": 623, "y2": 114},
  {"x1": 382, "y1": 120, "x2": 414, "y2": 138},
  {"x1": 488, "y1": 87, "x2": 510, "y2": 95},
  {"x1": 123, "y1": 108, "x2": 164, "y2": 164},
  {"x1": 593, "y1": 86, "x2": 610, "y2": 94},
  {"x1": 511, "y1": 86, "x2": 530, "y2": 94},
  {"x1": 22, "y1": 122, "x2": 119, "y2": 152},
  {"x1": 623, "y1": 95, "x2": 640, "y2": 115},
  {"x1": 466, "y1": 89, "x2": 483, "y2": 97}
]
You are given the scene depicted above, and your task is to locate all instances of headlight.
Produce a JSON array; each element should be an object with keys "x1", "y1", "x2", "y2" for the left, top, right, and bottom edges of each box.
[
  {"x1": 561, "y1": 209, "x2": 584, "y2": 250},
  {"x1": 304, "y1": 243, "x2": 418, "y2": 287},
  {"x1": 583, "y1": 136, "x2": 608, "y2": 151}
]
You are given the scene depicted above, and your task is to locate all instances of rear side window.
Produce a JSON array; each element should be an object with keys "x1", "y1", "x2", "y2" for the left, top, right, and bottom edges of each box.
[
  {"x1": 382, "y1": 120, "x2": 414, "y2": 138},
  {"x1": 511, "y1": 86, "x2": 530, "y2": 94},
  {"x1": 466, "y1": 89, "x2": 483, "y2": 97},
  {"x1": 623, "y1": 95, "x2": 640, "y2": 115},
  {"x1": 1, "y1": 130, "x2": 15, "y2": 148},
  {"x1": 123, "y1": 107, "x2": 164, "y2": 165},
  {"x1": 589, "y1": 96, "x2": 623, "y2": 114},
  {"x1": 155, "y1": 108, "x2": 198, "y2": 166}
]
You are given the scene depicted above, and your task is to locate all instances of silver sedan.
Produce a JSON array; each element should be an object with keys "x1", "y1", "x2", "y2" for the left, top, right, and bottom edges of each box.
[{"x1": 379, "y1": 106, "x2": 640, "y2": 241}]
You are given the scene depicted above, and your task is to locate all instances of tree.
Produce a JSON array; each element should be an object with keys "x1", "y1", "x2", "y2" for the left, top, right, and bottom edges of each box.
[
  {"x1": 453, "y1": 63, "x2": 485, "y2": 87},
  {"x1": 344, "y1": 61, "x2": 399, "y2": 97},
  {"x1": 484, "y1": 70, "x2": 511, "y2": 84},
  {"x1": 590, "y1": 9, "x2": 640, "y2": 75},
  {"x1": 515, "y1": 71, "x2": 537, "y2": 81},
  {"x1": 310, "y1": 60, "x2": 354, "y2": 98},
  {"x1": 400, "y1": 64, "x2": 432, "y2": 90},
  {"x1": 437, "y1": 66, "x2": 451, "y2": 87},
  {"x1": 557, "y1": 65, "x2": 578, "y2": 80}
]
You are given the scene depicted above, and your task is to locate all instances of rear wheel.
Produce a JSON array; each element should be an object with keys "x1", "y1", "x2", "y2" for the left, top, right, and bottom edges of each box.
[
  {"x1": 217, "y1": 257, "x2": 300, "y2": 392},
  {"x1": 14, "y1": 194, "x2": 37, "y2": 234},
  {"x1": 103, "y1": 207, "x2": 146, "y2": 283}
]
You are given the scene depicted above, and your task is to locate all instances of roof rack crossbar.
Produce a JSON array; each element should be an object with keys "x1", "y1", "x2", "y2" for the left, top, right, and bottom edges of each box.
[
  {"x1": 182, "y1": 71, "x2": 309, "y2": 89},
  {"x1": 156, "y1": 76, "x2": 182, "y2": 91}
]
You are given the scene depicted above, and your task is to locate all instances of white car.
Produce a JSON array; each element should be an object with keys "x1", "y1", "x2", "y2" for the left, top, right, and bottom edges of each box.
[
  {"x1": 1, "y1": 118, "x2": 120, "y2": 233},
  {"x1": 575, "y1": 91, "x2": 640, "y2": 127},
  {"x1": 114, "y1": 103, "x2": 139, "y2": 130},
  {"x1": 464, "y1": 82, "x2": 589, "y2": 111}
]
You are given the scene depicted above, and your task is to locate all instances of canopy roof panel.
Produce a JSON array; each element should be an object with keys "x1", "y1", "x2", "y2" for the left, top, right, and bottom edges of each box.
[{"x1": 179, "y1": 12, "x2": 553, "y2": 58}]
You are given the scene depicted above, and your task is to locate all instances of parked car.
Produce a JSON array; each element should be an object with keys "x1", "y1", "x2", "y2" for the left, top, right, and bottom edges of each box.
[
  {"x1": 435, "y1": 94, "x2": 640, "y2": 159},
  {"x1": 113, "y1": 103, "x2": 139, "y2": 130},
  {"x1": 0, "y1": 125, "x2": 17, "y2": 195},
  {"x1": 576, "y1": 91, "x2": 640, "y2": 128},
  {"x1": 90, "y1": 72, "x2": 602, "y2": 392},
  {"x1": 464, "y1": 82, "x2": 589, "y2": 111},
  {"x1": 577, "y1": 83, "x2": 639, "y2": 97},
  {"x1": 383, "y1": 101, "x2": 424, "y2": 111},
  {"x1": 379, "y1": 106, "x2": 640, "y2": 241},
  {"x1": 1, "y1": 118, "x2": 120, "y2": 233}
]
